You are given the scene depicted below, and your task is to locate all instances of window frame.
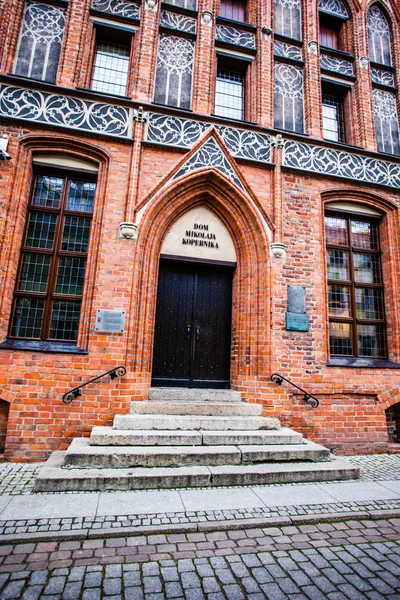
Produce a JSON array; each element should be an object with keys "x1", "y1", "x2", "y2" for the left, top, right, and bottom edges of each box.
[
  {"x1": 8, "y1": 166, "x2": 97, "y2": 344},
  {"x1": 214, "y1": 55, "x2": 248, "y2": 121},
  {"x1": 325, "y1": 210, "x2": 387, "y2": 359}
]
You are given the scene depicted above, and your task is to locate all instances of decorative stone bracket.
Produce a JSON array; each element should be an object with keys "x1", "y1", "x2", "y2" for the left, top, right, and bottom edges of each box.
[
  {"x1": 270, "y1": 242, "x2": 287, "y2": 265},
  {"x1": 133, "y1": 106, "x2": 149, "y2": 123},
  {"x1": 201, "y1": 11, "x2": 213, "y2": 26},
  {"x1": 119, "y1": 222, "x2": 138, "y2": 240},
  {"x1": 271, "y1": 134, "x2": 284, "y2": 149}
]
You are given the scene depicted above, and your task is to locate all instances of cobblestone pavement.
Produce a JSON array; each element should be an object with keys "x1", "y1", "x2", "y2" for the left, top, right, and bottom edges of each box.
[
  {"x1": 0, "y1": 518, "x2": 398, "y2": 598},
  {"x1": 0, "y1": 454, "x2": 399, "y2": 496}
]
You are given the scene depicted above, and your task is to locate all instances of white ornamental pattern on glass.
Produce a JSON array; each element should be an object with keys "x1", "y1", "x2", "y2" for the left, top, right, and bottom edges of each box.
[
  {"x1": 146, "y1": 113, "x2": 271, "y2": 162},
  {"x1": 14, "y1": 1, "x2": 66, "y2": 83},
  {"x1": 283, "y1": 140, "x2": 400, "y2": 188},
  {"x1": 173, "y1": 137, "x2": 245, "y2": 190},
  {"x1": 163, "y1": 0, "x2": 197, "y2": 9},
  {"x1": 274, "y1": 0, "x2": 302, "y2": 41},
  {"x1": 274, "y1": 40, "x2": 302, "y2": 61},
  {"x1": 318, "y1": 0, "x2": 348, "y2": 18},
  {"x1": 320, "y1": 54, "x2": 354, "y2": 76},
  {"x1": 92, "y1": 0, "x2": 140, "y2": 19},
  {"x1": 371, "y1": 67, "x2": 395, "y2": 88},
  {"x1": 367, "y1": 5, "x2": 392, "y2": 66},
  {"x1": 154, "y1": 34, "x2": 194, "y2": 109},
  {"x1": 160, "y1": 10, "x2": 196, "y2": 33},
  {"x1": 372, "y1": 89, "x2": 400, "y2": 156},
  {"x1": 0, "y1": 85, "x2": 130, "y2": 137},
  {"x1": 215, "y1": 24, "x2": 256, "y2": 50},
  {"x1": 274, "y1": 63, "x2": 304, "y2": 133}
]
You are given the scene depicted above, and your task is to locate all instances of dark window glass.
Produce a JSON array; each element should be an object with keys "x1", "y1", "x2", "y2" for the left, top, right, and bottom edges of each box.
[
  {"x1": 9, "y1": 173, "x2": 96, "y2": 342},
  {"x1": 215, "y1": 68, "x2": 244, "y2": 120},
  {"x1": 319, "y1": 14, "x2": 342, "y2": 50},
  {"x1": 325, "y1": 213, "x2": 386, "y2": 358},
  {"x1": 220, "y1": 0, "x2": 246, "y2": 22},
  {"x1": 322, "y1": 95, "x2": 345, "y2": 142}
]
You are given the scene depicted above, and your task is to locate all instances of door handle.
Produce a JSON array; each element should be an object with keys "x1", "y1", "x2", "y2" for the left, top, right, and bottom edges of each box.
[
  {"x1": 196, "y1": 324, "x2": 200, "y2": 341},
  {"x1": 186, "y1": 324, "x2": 191, "y2": 339}
]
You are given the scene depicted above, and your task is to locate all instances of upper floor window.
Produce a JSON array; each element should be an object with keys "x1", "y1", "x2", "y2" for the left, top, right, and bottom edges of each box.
[
  {"x1": 325, "y1": 213, "x2": 387, "y2": 359},
  {"x1": 9, "y1": 171, "x2": 96, "y2": 343},
  {"x1": 154, "y1": 34, "x2": 195, "y2": 109},
  {"x1": 163, "y1": 0, "x2": 197, "y2": 9},
  {"x1": 367, "y1": 5, "x2": 392, "y2": 66},
  {"x1": 91, "y1": 26, "x2": 132, "y2": 97},
  {"x1": 274, "y1": 0, "x2": 301, "y2": 41},
  {"x1": 219, "y1": 0, "x2": 246, "y2": 22},
  {"x1": 319, "y1": 14, "x2": 342, "y2": 50},
  {"x1": 14, "y1": 1, "x2": 66, "y2": 83},
  {"x1": 215, "y1": 57, "x2": 246, "y2": 120}
]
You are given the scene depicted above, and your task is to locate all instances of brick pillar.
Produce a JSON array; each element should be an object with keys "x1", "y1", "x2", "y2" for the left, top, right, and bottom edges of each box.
[
  {"x1": 133, "y1": 0, "x2": 160, "y2": 103},
  {"x1": 353, "y1": 13, "x2": 376, "y2": 152},
  {"x1": 303, "y1": 0, "x2": 321, "y2": 138},
  {"x1": 256, "y1": 0, "x2": 273, "y2": 128},
  {"x1": 125, "y1": 118, "x2": 146, "y2": 223},
  {"x1": 57, "y1": 0, "x2": 92, "y2": 88},
  {"x1": 0, "y1": 0, "x2": 24, "y2": 74},
  {"x1": 192, "y1": 0, "x2": 216, "y2": 115}
]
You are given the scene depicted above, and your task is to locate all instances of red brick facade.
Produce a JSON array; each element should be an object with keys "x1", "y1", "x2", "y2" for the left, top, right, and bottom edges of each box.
[{"x1": 0, "y1": 0, "x2": 399, "y2": 460}]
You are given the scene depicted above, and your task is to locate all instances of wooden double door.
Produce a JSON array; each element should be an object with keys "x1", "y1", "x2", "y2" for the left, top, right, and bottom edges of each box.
[{"x1": 152, "y1": 259, "x2": 233, "y2": 388}]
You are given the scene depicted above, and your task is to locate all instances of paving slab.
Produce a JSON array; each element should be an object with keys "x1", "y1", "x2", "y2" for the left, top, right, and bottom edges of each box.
[
  {"x1": 251, "y1": 483, "x2": 336, "y2": 507},
  {"x1": 97, "y1": 490, "x2": 185, "y2": 516},
  {"x1": 1, "y1": 493, "x2": 99, "y2": 520},
  {"x1": 317, "y1": 481, "x2": 400, "y2": 502},
  {"x1": 377, "y1": 480, "x2": 400, "y2": 493},
  {"x1": 0, "y1": 497, "x2": 14, "y2": 517},
  {"x1": 179, "y1": 488, "x2": 265, "y2": 512}
]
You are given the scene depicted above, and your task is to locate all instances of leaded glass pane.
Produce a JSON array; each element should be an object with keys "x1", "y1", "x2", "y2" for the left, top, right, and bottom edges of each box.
[
  {"x1": 154, "y1": 34, "x2": 194, "y2": 109},
  {"x1": 14, "y1": 1, "x2": 66, "y2": 83},
  {"x1": 18, "y1": 254, "x2": 51, "y2": 292},
  {"x1": 356, "y1": 288, "x2": 384, "y2": 320},
  {"x1": 49, "y1": 300, "x2": 81, "y2": 340},
  {"x1": 353, "y1": 253, "x2": 381, "y2": 284},
  {"x1": 32, "y1": 175, "x2": 63, "y2": 208},
  {"x1": 351, "y1": 220, "x2": 378, "y2": 249},
  {"x1": 55, "y1": 257, "x2": 86, "y2": 295},
  {"x1": 329, "y1": 322, "x2": 352, "y2": 355},
  {"x1": 357, "y1": 324, "x2": 386, "y2": 357},
  {"x1": 67, "y1": 181, "x2": 96, "y2": 212},
  {"x1": 91, "y1": 42, "x2": 130, "y2": 96},
  {"x1": 325, "y1": 216, "x2": 347, "y2": 245},
  {"x1": 327, "y1": 248, "x2": 349, "y2": 280},
  {"x1": 61, "y1": 217, "x2": 91, "y2": 252},
  {"x1": 215, "y1": 70, "x2": 244, "y2": 120},
  {"x1": 328, "y1": 285, "x2": 351, "y2": 317},
  {"x1": 10, "y1": 297, "x2": 45, "y2": 338},
  {"x1": 274, "y1": 63, "x2": 304, "y2": 133},
  {"x1": 25, "y1": 212, "x2": 57, "y2": 249},
  {"x1": 367, "y1": 5, "x2": 392, "y2": 66},
  {"x1": 163, "y1": 0, "x2": 196, "y2": 10},
  {"x1": 274, "y1": 0, "x2": 301, "y2": 40}
]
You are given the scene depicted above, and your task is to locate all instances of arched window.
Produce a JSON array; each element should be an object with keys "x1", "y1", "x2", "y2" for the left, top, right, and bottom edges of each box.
[{"x1": 367, "y1": 4, "x2": 391, "y2": 66}]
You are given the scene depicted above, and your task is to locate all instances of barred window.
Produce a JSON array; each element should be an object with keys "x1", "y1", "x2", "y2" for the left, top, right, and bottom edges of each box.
[
  {"x1": 92, "y1": 42, "x2": 130, "y2": 96},
  {"x1": 322, "y1": 94, "x2": 345, "y2": 142},
  {"x1": 215, "y1": 68, "x2": 245, "y2": 121},
  {"x1": 325, "y1": 213, "x2": 387, "y2": 358},
  {"x1": 9, "y1": 171, "x2": 96, "y2": 343}
]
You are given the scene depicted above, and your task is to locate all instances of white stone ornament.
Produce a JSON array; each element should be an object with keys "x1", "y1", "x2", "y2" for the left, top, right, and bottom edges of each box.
[
  {"x1": 145, "y1": 0, "x2": 157, "y2": 10},
  {"x1": 201, "y1": 11, "x2": 213, "y2": 26},
  {"x1": 308, "y1": 40, "x2": 318, "y2": 55},
  {"x1": 133, "y1": 106, "x2": 149, "y2": 122},
  {"x1": 360, "y1": 56, "x2": 370, "y2": 71},
  {"x1": 119, "y1": 222, "x2": 138, "y2": 239},
  {"x1": 270, "y1": 242, "x2": 287, "y2": 265}
]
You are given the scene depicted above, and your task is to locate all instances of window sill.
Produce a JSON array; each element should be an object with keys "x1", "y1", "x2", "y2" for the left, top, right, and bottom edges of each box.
[
  {"x1": 0, "y1": 339, "x2": 88, "y2": 354},
  {"x1": 327, "y1": 357, "x2": 400, "y2": 369}
]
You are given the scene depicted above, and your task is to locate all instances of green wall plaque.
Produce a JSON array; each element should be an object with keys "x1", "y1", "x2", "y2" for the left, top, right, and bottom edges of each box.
[{"x1": 286, "y1": 312, "x2": 309, "y2": 331}]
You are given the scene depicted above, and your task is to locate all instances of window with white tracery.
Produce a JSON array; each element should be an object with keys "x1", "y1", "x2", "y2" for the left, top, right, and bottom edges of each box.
[{"x1": 153, "y1": 34, "x2": 195, "y2": 109}]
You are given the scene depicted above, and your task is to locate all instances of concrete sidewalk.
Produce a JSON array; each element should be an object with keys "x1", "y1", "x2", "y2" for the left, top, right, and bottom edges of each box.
[{"x1": 0, "y1": 455, "x2": 399, "y2": 544}]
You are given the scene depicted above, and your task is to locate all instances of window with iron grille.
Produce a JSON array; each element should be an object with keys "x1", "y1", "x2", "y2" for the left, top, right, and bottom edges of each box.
[
  {"x1": 91, "y1": 41, "x2": 130, "y2": 96},
  {"x1": 322, "y1": 94, "x2": 345, "y2": 142},
  {"x1": 215, "y1": 66, "x2": 245, "y2": 121},
  {"x1": 9, "y1": 171, "x2": 96, "y2": 343},
  {"x1": 325, "y1": 213, "x2": 387, "y2": 358}
]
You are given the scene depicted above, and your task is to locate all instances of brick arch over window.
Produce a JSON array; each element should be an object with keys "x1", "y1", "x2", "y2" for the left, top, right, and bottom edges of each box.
[
  {"x1": 0, "y1": 135, "x2": 111, "y2": 349},
  {"x1": 126, "y1": 168, "x2": 272, "y2": 395}
]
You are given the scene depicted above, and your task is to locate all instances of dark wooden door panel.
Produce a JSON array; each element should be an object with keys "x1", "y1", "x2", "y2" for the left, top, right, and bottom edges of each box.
[{"x1": 152, "y1": 260, "x2": 233, "y2": 388}]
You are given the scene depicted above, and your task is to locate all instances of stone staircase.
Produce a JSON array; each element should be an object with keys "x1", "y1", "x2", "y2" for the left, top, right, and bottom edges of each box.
[{"x1": 34, "y1": 389, "x2": 359, "y2": 492}]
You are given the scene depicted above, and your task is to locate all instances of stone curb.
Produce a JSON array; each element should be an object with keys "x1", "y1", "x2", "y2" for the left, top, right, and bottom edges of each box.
[{"x1": 0, "y1": 508, "x2": 399, "y2": 545}]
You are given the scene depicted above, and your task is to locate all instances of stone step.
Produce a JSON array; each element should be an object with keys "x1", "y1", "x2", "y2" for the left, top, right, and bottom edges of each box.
[
  {"x1": 34, "y1": 452, "x2": 359, "y2": 492},
  {"x1": 148, "y1": 388, "x2": 242, "y2": 403},
  {"x1": 130, "y1": 401, "x2": 263, "y2": 417},
  {"x1": 113, "y1": 414, "x2": 280, "y2": 431},
  {"x1": 90, "y1": 427, "x2": 303, "y2": 446},
  {"x1": 64, "y1": 438, "x2": 329, "y2": 468}
]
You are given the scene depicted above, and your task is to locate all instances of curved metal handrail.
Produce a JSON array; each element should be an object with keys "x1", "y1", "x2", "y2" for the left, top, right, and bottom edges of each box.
[
  {"x1": 271, "y1": 373, "x2": 320, "y2": 408},
  {"x1": 62, "y1": 366, "x2": 127, "y2": 404}
]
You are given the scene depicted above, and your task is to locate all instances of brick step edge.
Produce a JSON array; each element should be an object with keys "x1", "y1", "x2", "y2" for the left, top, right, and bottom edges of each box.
[{"x1": 0, "y1": 509, "x2": 399, "y2": 546}]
